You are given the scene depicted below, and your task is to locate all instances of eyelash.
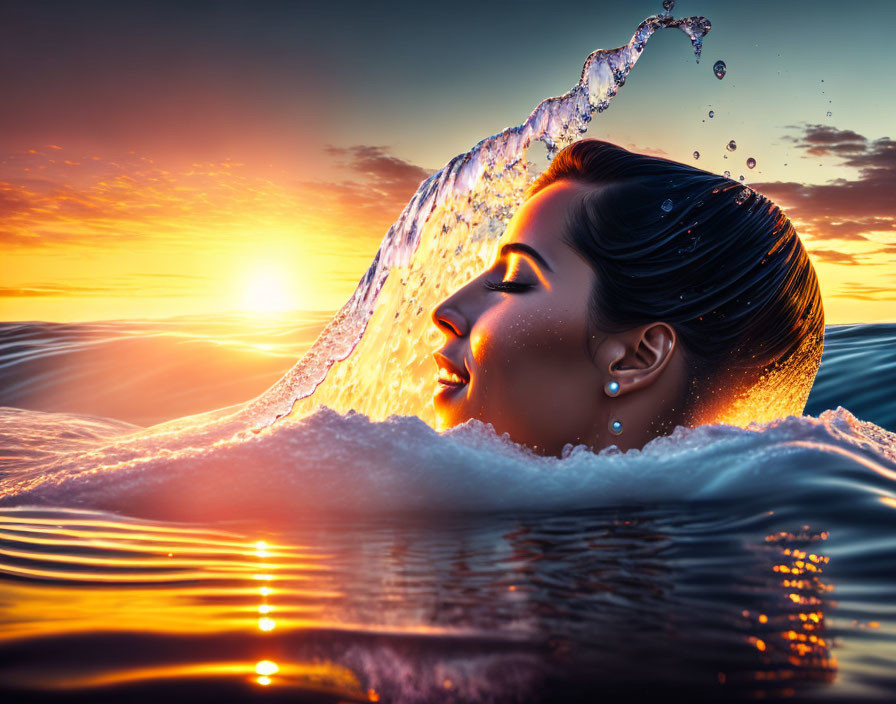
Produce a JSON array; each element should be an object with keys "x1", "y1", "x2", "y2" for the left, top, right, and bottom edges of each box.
[{"x1": 484, "y1": 280, "x2": 535, "y2": 293}]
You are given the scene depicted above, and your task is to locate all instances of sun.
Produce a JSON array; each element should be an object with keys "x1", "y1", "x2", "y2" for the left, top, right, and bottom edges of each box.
[{"x1": 242, "y1": 266, "x2": 294, "y2": 313}]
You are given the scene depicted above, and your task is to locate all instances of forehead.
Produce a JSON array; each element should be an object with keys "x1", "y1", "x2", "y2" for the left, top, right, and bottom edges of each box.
[{"x1": 500, "y1": 180, "x2": 591, "y2": 256}]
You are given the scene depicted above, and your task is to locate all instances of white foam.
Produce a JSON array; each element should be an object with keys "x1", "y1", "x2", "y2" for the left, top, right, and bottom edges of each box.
[{"x1": 3, "y1": 406, "x2": 893, "y2": 521}]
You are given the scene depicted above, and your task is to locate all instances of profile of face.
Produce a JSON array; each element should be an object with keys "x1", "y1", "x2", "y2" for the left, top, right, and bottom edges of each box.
[{"x1": 431, "y1": 180, "x2": 685, "y2": 456}]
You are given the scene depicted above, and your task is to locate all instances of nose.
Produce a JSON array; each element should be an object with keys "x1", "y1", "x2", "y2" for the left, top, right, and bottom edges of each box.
[{"x1": 431, "y1": 291, "x2": 470, "y2": 338}]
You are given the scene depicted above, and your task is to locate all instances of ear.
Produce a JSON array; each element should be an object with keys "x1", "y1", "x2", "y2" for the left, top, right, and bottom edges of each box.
[{"x1": 597, "y1": 323, "x2": 677, "y2": 395}]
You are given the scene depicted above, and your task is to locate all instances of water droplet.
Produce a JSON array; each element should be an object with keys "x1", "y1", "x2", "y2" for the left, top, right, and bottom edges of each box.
[
  {"x1": 735, "y1": 188, "x2": 752, "y2": 205},
  {"x1": 713, "y1": 60, "x2": 727, "y2": 79},
  {"x1": 708, "y1": 110, "x2": 714, "y2": 118},
  {"x1": 662, "y1": 0, "x2": 675, "y2": 12},
  {"x1": 826, "y1": 111, "x2": 832, "y2": 117},
  {"x1": 726, "y1": 140, "x2": 737, "y2": 152},
  {"x1": 661, "y1": 198, "x2": 674, "y2": 212},
  {"x1": 693, "y1": 151, "x2": 700, "y2": 160},
  {"x1": 746, "y1": 157, "x2": 756, "y2": 169},
  {"x1": 723, "y1": 170, "x2": 731, "y2": 178},
  {"x1": 739, "y1": 174, "x2": 745, "y2": 181}
]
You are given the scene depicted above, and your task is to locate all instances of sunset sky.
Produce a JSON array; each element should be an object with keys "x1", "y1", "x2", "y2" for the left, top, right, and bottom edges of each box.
[{"x1": 1, "y1": 0, "x2": 894, "y2": 323}]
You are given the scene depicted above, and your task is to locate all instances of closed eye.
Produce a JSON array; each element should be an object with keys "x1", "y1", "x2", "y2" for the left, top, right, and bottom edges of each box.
[{"x1": 484, "y1": 280, "x2": 535, "y2": 293}]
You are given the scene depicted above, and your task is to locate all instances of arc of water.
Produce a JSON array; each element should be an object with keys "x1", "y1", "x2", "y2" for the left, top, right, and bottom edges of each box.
[{"x1": 245, "y1": 13, "x2": 711, "y2": 428}]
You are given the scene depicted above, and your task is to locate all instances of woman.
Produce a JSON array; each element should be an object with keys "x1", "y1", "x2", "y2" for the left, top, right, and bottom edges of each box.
[{"x1": 431, "y1": 140, "x2": 824, "y2": 456}]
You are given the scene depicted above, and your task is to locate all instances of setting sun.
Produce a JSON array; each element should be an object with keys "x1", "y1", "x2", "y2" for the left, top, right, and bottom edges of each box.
[{"x1": 242, "y1": 267, "x2": 294, "y2": 313}]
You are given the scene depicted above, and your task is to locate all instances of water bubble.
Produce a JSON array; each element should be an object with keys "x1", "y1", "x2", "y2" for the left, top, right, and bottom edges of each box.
[
  {"x1": 693, "y1": 151, "x2": 700, "y2": 160},
  {"x1": 746, "y1": 157, "x2": 756, "y2": 169},
  {"x1": 713, "y1": 60, "x2": 727, "y2": 79},
  {"x1": 726, "y1": 140, "x2": 737, "y2": 152},
  {"x1": 708, "y1": 110, "x2": 714, "y2": 118},
  {"x1": 661, "y1": 198, "x2": 674, "y2": 212},
  {"x1": 723, "y1": 170, "x2": 731, "y2": 178}
]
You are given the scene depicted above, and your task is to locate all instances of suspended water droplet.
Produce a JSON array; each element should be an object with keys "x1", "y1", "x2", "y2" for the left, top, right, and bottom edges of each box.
[
  {"x1": 723, "y1": 170, "x2": 731, "y2": 178},
  {"x1": 826, "y1": 111, "x2": 832, "y2": 117},
  {"x1": 662, "y1": 0, "x2": 675, "y2": 13},
  {"x1": 713, "y1": 60, "x2": 726, "y2": 79},
  {"x1": 726, "y1": 140, "x2": 737, "y2": 152},
  {"x1": 739, "y1": 174, "x2": 745, "y2": 181},
  {"x1": 708, "y1": 110, "x2": 714, "y2": 118},
  {"x1": 693, "y1": 151, "x2": 700, "y2": 160},
  {"x1": 746, "y1": 157, "x2": 756, "y2": 169},
  {"x1": 661, "y1": 198, "x2": 674, "y2": 212}
]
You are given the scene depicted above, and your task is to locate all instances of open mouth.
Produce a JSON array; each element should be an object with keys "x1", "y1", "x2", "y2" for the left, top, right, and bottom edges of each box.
[
  {"x1": 433, "y1": 352, "x2": 470, "y2": 390},
  {"x1": 436, "y1": 367, "x2": 468, "y2": 387}
]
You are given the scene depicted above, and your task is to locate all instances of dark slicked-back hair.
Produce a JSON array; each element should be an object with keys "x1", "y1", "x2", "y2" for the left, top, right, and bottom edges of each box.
[{"x1": 527, "y1": 139, "x2": 824, "y2": 423}]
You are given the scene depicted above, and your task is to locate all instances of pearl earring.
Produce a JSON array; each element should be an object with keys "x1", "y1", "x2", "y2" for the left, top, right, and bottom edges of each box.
[
  {"x1": 610, "y1": 419, "x2": 623, "y2": 435},
  {"x1": 605, "y1": 380, "x2": 620, "y2": 397}
]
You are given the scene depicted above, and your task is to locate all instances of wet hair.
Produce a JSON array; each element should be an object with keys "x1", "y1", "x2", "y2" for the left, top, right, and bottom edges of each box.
[{"x1": 526, "y1": 139, "x2": 824, "y2": 423}]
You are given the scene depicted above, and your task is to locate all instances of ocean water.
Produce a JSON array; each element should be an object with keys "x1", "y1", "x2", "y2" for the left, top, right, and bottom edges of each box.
[{"x1": 2, "y1": 7, "x2": 896, "y2": 703}]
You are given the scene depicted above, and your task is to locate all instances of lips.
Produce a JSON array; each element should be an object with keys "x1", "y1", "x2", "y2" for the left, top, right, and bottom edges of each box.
[{"x1": 433, "y1": 350, "x2": 470, "y2": 390}]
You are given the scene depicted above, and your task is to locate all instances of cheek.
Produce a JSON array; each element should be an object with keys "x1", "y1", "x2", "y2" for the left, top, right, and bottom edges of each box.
[{"x1": 469, "y1": 299, "x2": 601, "y2": 426}]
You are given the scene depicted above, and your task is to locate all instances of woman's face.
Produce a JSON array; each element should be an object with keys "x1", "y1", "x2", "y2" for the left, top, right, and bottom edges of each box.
[{"x1": 431, "y1": 179, "x2": 607, "y2": 455}]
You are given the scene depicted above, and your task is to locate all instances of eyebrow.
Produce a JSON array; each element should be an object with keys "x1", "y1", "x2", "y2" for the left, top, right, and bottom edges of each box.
[{"x1": 500, "y1": 243, "x2": 553, "y2": 272}]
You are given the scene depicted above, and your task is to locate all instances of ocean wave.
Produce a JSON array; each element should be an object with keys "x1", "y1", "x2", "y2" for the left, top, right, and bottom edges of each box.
[{"x1": 2, "y1": 405, "x2": 893, "y2": 522}]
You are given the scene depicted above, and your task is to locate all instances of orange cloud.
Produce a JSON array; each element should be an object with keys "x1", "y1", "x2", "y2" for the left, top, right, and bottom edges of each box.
[{"x1": 753, "y1": 125, "x2": 896, "y2": 246}]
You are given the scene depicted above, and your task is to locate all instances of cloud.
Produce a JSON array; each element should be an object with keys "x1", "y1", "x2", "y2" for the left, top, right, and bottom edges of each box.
[
  {"x1": 0, "y1": 285, "x2": 109, "y2": 298},
  {"x1": 325, "y1": 145, "x2": 431, "y2": 187},
  {"x1": 310, "y1": 145, "x2": 434, "y2": 223},
  {"x1": 0, "y1": 274, "x2": 208, "y2": 299},
  {"x1": 807, "y1": 249, "x2": 864, "y2": 266},
  {"x1": 0, "y1": 145, "x2": 433, "y2": 251},
  {"x1": 830, "y1": 282, "x2": 896, "y2": 301},
  {"x1": 752, "y1": 125, "x2": 896, "y2": 247}
]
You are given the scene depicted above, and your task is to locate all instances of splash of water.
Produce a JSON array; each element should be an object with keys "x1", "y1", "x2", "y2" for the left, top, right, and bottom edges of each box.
[{"x1": 239, "y1": 13, "x2": 711, "y2": 432}]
